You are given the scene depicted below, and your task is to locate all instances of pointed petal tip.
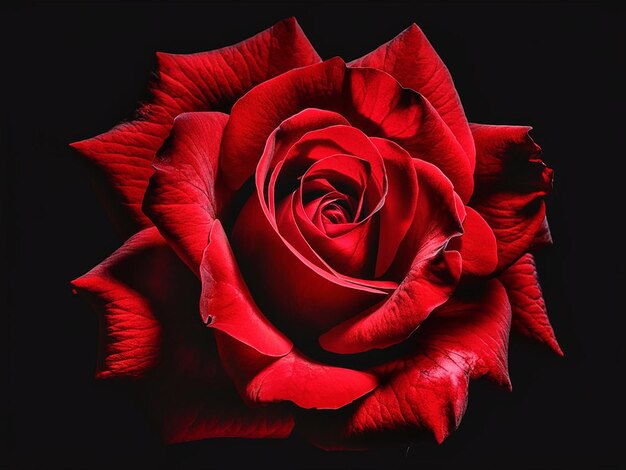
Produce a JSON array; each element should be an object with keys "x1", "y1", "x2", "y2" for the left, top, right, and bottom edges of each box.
[
  {"x1": 433, "y1": 426, "x2": 450, "y2": 445},
  {"x1": 504, "y1": 376, "x2": 513, "y2": 392},
  {"x1": 68, "y1": 139, "x2": 88, "y2": 153},
  {"x1": 549, "y1": 340, "x2": 565, "y2": 357}
]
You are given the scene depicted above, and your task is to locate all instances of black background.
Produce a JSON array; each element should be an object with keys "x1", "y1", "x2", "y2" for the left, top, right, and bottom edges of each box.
[{"x1": 2, "y1": 2, "x2": 624, "y2": 469}]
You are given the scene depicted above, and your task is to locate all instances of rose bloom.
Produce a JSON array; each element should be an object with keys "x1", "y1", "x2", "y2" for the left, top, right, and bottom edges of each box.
[{"x1": 71, "y1": 18, "x2": 561, "y2": 449}]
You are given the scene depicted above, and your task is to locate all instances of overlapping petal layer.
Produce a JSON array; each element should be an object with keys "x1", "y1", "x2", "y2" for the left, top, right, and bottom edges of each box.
[{"x1": 71, "y1": 18, "x2": 320, "y2": 235}]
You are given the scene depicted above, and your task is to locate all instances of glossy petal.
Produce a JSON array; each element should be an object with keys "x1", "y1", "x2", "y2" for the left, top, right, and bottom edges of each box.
[
  {"x1": 232, "y1": 195, "x2": 388, "y2": 335},
  {"x1": 291, "y1": 178, "x2": 378, "y2": 278},
  {"x1": 216, "y1": 333, "x2": 377, "y2": 410},
  {"x1": 499, "y1": 254, "x2": 563, "y2": 355},
  {"x1": 451, "y1": 206, "x2": 498, "y2": 277},
  {"x1": 305, "y1": 280, "x2": 512, "y2": 449},
  {"x1": 387, "y1": 158, "x2": 465, "y2": 281},
  {"x1": 143, "y1": 112, "x2": 228, "y2": 274},
  {"x1": 469, "y1": 124, "x2": 553, "y2": 271},
  {"x1": 369, "y1": 138, "x2": 419, "y2": 277},
  {"x1": 349, "y1": 24, "x2": 475, "y2": 171},
  {"x1": 200, "y1": 220, "x2": 293, "y2": 357},
  {"x1": 71, "y1": 18, "x2": 320, "y2": 235},
  {"x1": 320, "y1": 159, "x2": 464, "y2": 353},
  {"x1": 71, "y1": 227, "x2": 178, "y2": 378},
  {"x1": 221, "y1": 60, "x2": 474, "y2": 200},
  {"x1": 320, "y1": 250, "x2": 461, "y2": 354}
]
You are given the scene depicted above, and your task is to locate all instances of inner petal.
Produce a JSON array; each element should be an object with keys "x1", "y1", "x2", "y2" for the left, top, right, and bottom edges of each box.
[
  {"x1": 299, "y1": 153, "x2": 381, "y2": 238},
  {"x1": 305, "y1": 192, "x2": 354, "y2": 230},
  {"x1": 272, "y1": 125, "x2": 388, "y2": 207}
]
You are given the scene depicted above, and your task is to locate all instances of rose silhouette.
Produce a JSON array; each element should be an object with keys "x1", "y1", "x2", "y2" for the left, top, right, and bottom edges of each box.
[{"x1": 71, "y1": 18, "x2": 561, "y2": 449}]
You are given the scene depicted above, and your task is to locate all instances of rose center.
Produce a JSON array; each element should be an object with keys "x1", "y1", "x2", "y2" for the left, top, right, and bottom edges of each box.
[{"x1": 322, "y1": 200, "x2": 351, "y2": 224}]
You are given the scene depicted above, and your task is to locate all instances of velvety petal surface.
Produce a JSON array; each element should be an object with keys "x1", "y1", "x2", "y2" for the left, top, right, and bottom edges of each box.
[
  {"x1": 469, "y1": 124, "x2": 553, "y2": 271},
  {"x1": 221, "y1": 59, "x2": 474, "y2": 201},
  {"x1": 369, "y1": 138, "x2": 419, "y2": 277},
  {"x1": 143, "y1": 112, "x2": 228, "y2": 274},
  {"x1": 72, "y1": 227, "x2": 294, "y2": 441},
  {"x1": 450, "y1": 206, "x2": 498, "y2": 277},
  {"x1": 319, "y1": 158, "x2": 464, "y2": 353},
  {"x1": 305, "y1": 279, "x2": 512, "y2": 449},
  {"x1": 216, "y1": 333, "x2": 377, "y2": 410},
  {"x1": 71, "y1": 227, "x2": 177, "y2": 378},
  {"x1": 71, "y1": 18, "x2": 320, "y2": 235},
  {"x1": 200, "y1": 220, "x2": 293, "y2": 357},
  {"x1": 232, "y1": 196, "x2": 388, "y2": 335},
  {"x1": 499, "y1": 253, "x2": 563, "y2": 355},
  {"x1": 349, "y1": 24, "x2": 475, "y2": 171}
]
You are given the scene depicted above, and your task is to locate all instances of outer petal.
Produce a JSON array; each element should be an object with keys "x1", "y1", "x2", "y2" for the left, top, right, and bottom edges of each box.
[
  {"x1": 499, "y1": 253, "x2": 563, "y2": 355},
  {"x1": 349, "y1": 24, "x2": 475, "y2": 171},
  {"x1": 469, "y1": 124, "x2": 553, "y2": 271},
  {"x1": 151, "y1": 331, "x2": 294, "y2": 444},
  {"x1": 319, "y1": 159, "x2": 463, "y2": 354},
  {"x1": 221, "y1": 59, "x2": 474, "y2": 201},
  {"x1": 72, "y1": 227, "x2": 294, "y2": 441},
  {"x1": 199, "y1": 220, "x2": 293, "y2": 357},
  {"x1": 450, "y1": 206, "x2": 498, "y2": 277},
  {"x1": 71, "y1": 227, "x2": 177, "y2": 378},
  {"x1": 216, "y1": 333, "x2": 377, "y2": 410},
  {"x1": 143, "y1": 112, "x2": 228, "y2": 275},
  {"x1": 71, "y1": 18, "x2": 320, "y2": 235},
  {"x1": 304, "y1": 280, "x2": 512, "y2": 450}
]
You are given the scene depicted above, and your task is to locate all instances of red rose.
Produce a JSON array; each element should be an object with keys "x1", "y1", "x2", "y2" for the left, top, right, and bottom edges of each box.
[{"x1": 71, "y1": 18, "x2": 561, "y2": 448}]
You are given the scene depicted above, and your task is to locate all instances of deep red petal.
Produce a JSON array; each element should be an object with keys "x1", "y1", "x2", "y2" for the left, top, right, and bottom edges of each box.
[
  {"x1": 346, "y1": 67, "x2": 473, "y2": 202},
  {"x1": 279, "y1": 125, "x2": 386, "y2": 203},
  {"x1": 199, "y1": 220, "x2": 293, "y2": 357},
  {"x1": 452, "y1": 206, "x2": 498, "y2": 277},
  {"x1": 320, "y1": 159, "x2": 464, "y2": 353},
  {"x1": 72, "y1": 228, "x2": 294, "y2": 441},
  {"x1": 369, "y1": 138, "x2": 419, "y2": 277},
  {"x1": 216, "y1": 333, "x2": 377, "y2": 410},
  {"x1": 387, "y1": 158, "x2": 465, "y2": 280},
  {"x1": 469, "y1": 124, "x2": 553, "y2": 271},
  {"x1": 71, "y1": 18, "x2": 320, "y2": 235},
  {"x1": 291, "y1": 179, "x2": 378, "y2": 278},
  {"x1": 232, "y1": 195, "x2": 388, "y2": 335},
  {"x1": 349, "y1": 24, "x2": 475, "y2": 172},
  {"x1": 320, "y1": 250, "x2": 461, "y2": 354},
  {"x1": 71, "y1": 227, "x2": 186, "y2": 378},
  {"x1": 305, "y1": 279, "x2": 512, "y2": 450},
  {"x1": 256, "y1": 109, "x2": 352, "y2": 210},
  {"x1": 499, "y1": 254, "x2": 563, "y2": 355},
  {"x1": 221, "y1": 60, "x2": 474, "y2": 201},
  {"x1": 143, "y1": 112, "x2": 228, "y2": 275}
]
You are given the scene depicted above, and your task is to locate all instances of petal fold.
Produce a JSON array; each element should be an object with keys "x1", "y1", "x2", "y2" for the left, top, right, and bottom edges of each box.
[
  {"x1": 216, "y1": 333, "x2": 377, "y2": 410},
  {"x1": 349, "y1": 24, "x2": 475, "y2": 172},
  {"x1": 469, "y1": 124, "x2": 553, "y2": 271},
  {"x1": 304, "y1": 279, "x2": 512, "y2": 450},
  {"x1": 71, "y1": 18, "x2": 320, "y2": 235},
  {"x1": 221, "y1": 60, "x2": 474, "y2": 200},
  {"x1": 71, "y1": 227, "x2": 183, "y2": 378},
  {"x1": 499, "y1": 254, "x2": 563, "y2": 355},
  {"x1": 452, "y1": 206, "x2": 498, "y2": 277},
  {"x1": 200, "y1": 220, "x2": 293, "y2": 357},
  {"x1": 143, "y1": 112, "x2": 229, "y2": 274}
]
